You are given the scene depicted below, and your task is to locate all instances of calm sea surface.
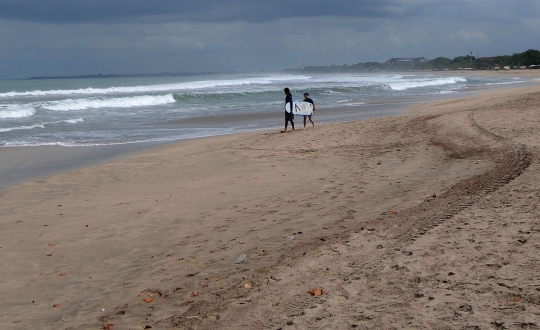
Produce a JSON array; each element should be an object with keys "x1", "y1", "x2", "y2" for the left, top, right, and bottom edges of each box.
[{"x1": 0, "y1": 72, "x2": 531, "y2": 147}]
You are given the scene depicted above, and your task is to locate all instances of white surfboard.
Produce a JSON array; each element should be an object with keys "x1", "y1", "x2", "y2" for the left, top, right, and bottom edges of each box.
[{"x1": 285, "y1": 102, "x2": 314, "y2": 116}]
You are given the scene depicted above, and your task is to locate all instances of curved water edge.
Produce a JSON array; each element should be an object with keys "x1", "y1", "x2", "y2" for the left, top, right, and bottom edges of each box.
[{"x1": 0, "y1": 72, "x2": 533, "y2": 147}]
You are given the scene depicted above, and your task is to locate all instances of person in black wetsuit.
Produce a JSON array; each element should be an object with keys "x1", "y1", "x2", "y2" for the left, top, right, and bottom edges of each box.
[
  {"x1": 302, "y1": 93, "x2": 315, "y2": 129},
  {"x1": 282, "y1": 87, "x2": 295, "y2": 132}
]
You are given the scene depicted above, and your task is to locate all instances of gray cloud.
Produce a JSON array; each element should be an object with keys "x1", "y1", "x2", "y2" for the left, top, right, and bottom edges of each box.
[
  {"x1": 0, "y1": 0, "x2": 538, "y2": 79},
  {"x1": 0, "y1": 0, "x2": 439, "y2": 23}
]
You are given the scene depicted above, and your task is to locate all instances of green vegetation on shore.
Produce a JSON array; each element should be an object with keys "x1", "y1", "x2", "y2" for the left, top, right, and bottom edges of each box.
[{"x1": 284, "y1": 49, "x2": 540, "y2": 73}]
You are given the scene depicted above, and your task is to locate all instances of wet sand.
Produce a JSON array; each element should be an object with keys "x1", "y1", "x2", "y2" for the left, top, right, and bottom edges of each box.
[
  {"x1": 0, "y1": 143, "x2": 167, "y2": 192},
  {"x1": 1, "y1": 75, "x2": 534, "y2": 193},
  {"x1": 1, "y1": 75, "x2": 540, "y2": 329},
  {"x1": 0, "y1": 97, "x2": 426, "y2": 193}
]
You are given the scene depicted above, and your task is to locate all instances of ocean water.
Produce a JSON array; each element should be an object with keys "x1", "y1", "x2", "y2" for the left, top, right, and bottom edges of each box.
[{"x1": 0, "y1": 72, "x2": 530, "y2": 147}]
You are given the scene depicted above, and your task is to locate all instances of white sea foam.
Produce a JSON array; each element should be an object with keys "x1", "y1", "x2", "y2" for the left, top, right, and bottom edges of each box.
[
  {"x1": 388, "y1": 77, "x2": 467, "y2": 90},
  {"x1": 344, "y1": 102, "x2": 366, "y2": 106},
  {"x1": 2, "y1": 128, "x2": 237, "y2": 147},
  {"x1": 323, "y1": 90, "x2": 341, "y2": 95},
  {"x1": 0, "y1": 75, "x2": 311, "y2": 98},
  {"x1": 312, "y1": 74, "x2": 404, "y2": 84},
  {"x1": 64, "y1": 117, "x2": 85, "y2": 124},
  {"x1": 40, "y1": 94, "x2": 177, "y2": 111},
  {"x1": 485, "y1": 80, "x2": 524, "y2": 86},
  {"x1": 0, "y1": 105, "x2": 36, "y2": 118},
  {"x1": 0, "y1": 123, "x2": 45, "y2": 132},
  {"x1": 0, "y1": 118, "x2": 84, "y2": 133}
]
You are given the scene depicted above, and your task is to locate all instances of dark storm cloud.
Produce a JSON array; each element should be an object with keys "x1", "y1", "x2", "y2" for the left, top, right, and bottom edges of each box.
[
  {"x1": 413, "y1": 0, "x2": 540, "y2": 24},
  {"x1": 0, "y1": 0, "x2": 417, "y2": 23},
  {"x1": 0, "y1": 0, "x2": 538, "y2": 79}
]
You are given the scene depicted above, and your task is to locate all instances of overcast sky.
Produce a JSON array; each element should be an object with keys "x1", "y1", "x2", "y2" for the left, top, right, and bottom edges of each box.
[{"x1": 1, "y1": 0, "x2": 539, "y2": 79}]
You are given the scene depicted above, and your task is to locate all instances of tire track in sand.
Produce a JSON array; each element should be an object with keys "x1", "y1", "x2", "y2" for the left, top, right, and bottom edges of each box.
[
  {"x1": 234, "y1": 108, "x2": 533, "y2": 330},
  {"x1": 394, "y1": 109, "x2": 530, "y2": 246},
  {"x1": 151, "y1": 106, "x2": 531, "y2": 329}
]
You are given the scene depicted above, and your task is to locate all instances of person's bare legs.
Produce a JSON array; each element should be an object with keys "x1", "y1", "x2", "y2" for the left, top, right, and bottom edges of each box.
[
  {"x1": 308, "y1": 115, "x2": 315, "y2": 128},
  {"x1": 282, "y1": 118, "x2": 295, "y2": 132}
]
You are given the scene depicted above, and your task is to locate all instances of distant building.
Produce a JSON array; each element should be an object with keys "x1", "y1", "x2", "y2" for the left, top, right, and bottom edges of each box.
[{"x1": 385, "y1": 57, "x2": 429, "y2": 66}]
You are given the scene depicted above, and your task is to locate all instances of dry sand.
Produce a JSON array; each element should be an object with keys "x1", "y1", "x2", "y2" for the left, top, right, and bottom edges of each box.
[{"x1": 1, "y1": 80, "x2": 540, "y2": 329}]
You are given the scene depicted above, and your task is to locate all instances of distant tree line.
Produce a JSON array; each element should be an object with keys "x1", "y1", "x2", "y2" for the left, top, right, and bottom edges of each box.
[{"x1": 284, "y1": 49, "x2": 540, "y2": 73}]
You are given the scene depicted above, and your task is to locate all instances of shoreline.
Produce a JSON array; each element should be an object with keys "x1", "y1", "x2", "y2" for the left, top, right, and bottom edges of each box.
[
  {"x1": 1, "y1": 83, "x2": 540, "y2": 328},
  {"x1": 0, "y1": 96, "x2": 421, "y2": 192},
  {"x1": 1, "y1": 75, "x2": 537, "y2": 193},
  {"x1": 0, "y1": 142, "x2": 167, "y2": 192}
]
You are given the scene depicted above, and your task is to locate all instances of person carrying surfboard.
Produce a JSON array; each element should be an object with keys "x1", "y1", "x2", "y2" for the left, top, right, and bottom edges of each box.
[
  {"x1": 282, "y1": 88, "x2": 295, "y2": 133},
  {"x1": 302, "y1": 93, "x2": 316, "y2": 129}
]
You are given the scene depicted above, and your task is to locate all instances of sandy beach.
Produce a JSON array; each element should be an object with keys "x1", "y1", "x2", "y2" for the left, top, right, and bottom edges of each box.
[{"x1": 1, "y1": 75, "x2": 540, "y2": 329}]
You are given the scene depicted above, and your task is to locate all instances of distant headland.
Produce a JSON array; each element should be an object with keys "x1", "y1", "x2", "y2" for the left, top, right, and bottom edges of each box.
[
  {"x1": 26, "y1": 49, "x2": 540, "y2": 79},
  {"x1": 284, "y1": 49, "x2": 540, "y2": 73}
]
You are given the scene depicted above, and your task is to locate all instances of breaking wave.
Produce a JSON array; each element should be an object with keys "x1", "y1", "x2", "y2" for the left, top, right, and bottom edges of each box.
[
  {"x1": 40, "y1": 94, "x2": 177, "y2": 111},
  {"x1": 0, "y1": 118, "x2": 84, "y2": 133},
  {"x1": 0, "y1": 105, "x2": 36, "y2": 118},
  {"x1": 0, "y1": 75, "x2": 311, "y2": 98},
  {"x1": 388, "y1": 77, "x2": 467, "y2": 90}
]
